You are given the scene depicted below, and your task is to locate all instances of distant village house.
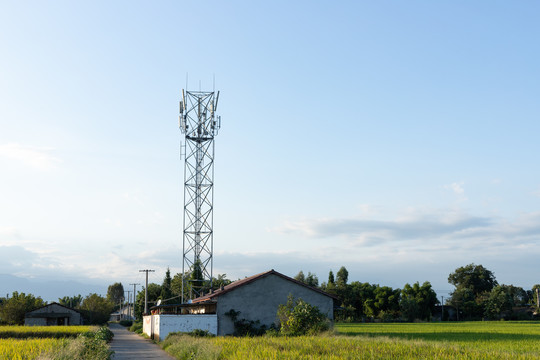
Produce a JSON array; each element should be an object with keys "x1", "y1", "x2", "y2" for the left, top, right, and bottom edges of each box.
[{"x1": 25, "y1": 302, "x2": 83, "y2": 326}]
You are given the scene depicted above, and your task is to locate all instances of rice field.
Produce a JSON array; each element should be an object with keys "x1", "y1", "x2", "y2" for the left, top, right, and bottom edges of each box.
[
  {"x1": 161, "y1": 322, "x2": 540, "y2": 359},
  {"x1": 0, "y1": 338, "x2": 68, "y2": 360},
  {"x1": 0, "y1": 326, "x2": 95, "y2": 360},
  {"x1": 0, "y1": 325, "x2": 94, "y2": 339}
]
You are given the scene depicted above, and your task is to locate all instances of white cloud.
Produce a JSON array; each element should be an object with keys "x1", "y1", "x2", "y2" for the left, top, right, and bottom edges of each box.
[
  {"x1": 444, "y1": 181, "x2": 464, "y2": 194},
  {"x1": 0, "y1": 142, "x2": 61, "y2": 170}
]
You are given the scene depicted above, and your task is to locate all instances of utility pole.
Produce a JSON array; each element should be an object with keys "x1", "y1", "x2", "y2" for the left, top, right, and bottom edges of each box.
[
  {"x1": 130, "y1": 283, "x2": 140, "y2": 320},
  {"x1": 139, "y1": 269, "x2": 155, "y2": 315},
  {"x1": 441, "y1": 296, "x2": 444, "y2": 321},
  {"x1": 124, "y1": 291, "x2": 132, "y2": 320}
]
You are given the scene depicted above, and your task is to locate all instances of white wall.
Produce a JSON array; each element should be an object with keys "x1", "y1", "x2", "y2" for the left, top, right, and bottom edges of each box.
[{"x1": 143, "y1": 314, "x2": 217, "y2": 341}]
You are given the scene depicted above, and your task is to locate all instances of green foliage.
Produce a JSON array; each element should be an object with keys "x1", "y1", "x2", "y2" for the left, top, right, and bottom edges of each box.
[
  {"x1": 160, "y1": 267, "x2": 174, "y2": 304},
  {"x1": 277, "y1": 295, "x2": 330, "y2": 336},
  {"x1": 190, "y1": 259, "x2": 205, "y2": 296},
  {"x1": 294, "y1": 271, "x2": 305, "y2": 283},
  {"x1": 448, "y1": 263, "x2": 498, "y2": 319},
  {"x1": 51, "y1": 334, "x2": 113, "y2": 360},
  {"x1": 328, "y1": 270, "x2": 335, "y2": 285},
  {"x1": 400, "y1": 281, "x2": 438, "y2": 321},
  {"x1": 106, "y1": 282, "x2": 124, "y2": 305},
  {"x1": 135, "y1": 283, "x2": 162, "y2": 318},
  {"x1": 0, "y1": 291, "x2": 45, "y2": 325},
  {"x1": 336, "y1": 266, "x2": 349, "y2": 287},
  {"x1": 119, "y1": 319, "x2": 132, "y2": 327},
  {"x1": 224, "y1": 309, "x2": 269, "y2": 336},
  {"x1": 294, "y1": 270, "x2": 318, "y2": 287},
  {"x1": 80, "y1": 294, "x2": 114, "y2": 325},
  {"x1": 171, "y1": 271, "x2": 231, "y2": 305},
  {"x1": 484, "y1": 285, "x2": 515, "y2": 319},
  {"x1": 58, "y1": 294, "x2": 83, "y2": 309},
  {"x1": 448, "y1": 263, "x2": 498, "y2": 295},
  {"x1": 129, "y1": 321, "x2": 143, "y2": 334}
]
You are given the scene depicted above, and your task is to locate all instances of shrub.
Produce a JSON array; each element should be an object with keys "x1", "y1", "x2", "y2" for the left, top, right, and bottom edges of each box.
[
  {"x1": 224, "y1": 309, "x2": 268, "y2": 336},
  {"x1": 277, "y1": 295, "x2": 330, "y2": 336},
  {"x1": 119, "y1": 320, "x2": 133, "y2": 327},
  {"x1": 129, "y1": 321, "x2": 143, "y2": 334},
  {"x1": 41, "y1": 326, "x2": 114, "y2": 360}
]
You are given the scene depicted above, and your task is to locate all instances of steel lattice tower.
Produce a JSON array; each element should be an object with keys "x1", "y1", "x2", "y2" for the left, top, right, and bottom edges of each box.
[{"x1": 179, "y1": 89, "x2": 221, "y2": 301}]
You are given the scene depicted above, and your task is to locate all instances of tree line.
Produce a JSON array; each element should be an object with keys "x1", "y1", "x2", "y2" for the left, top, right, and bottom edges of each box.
[
  {"x1": 2, "y1": 263, "x2": 538, "y2": 325},
  {"x1": 294, "y1": 264, "x2": 540, "y2": 321}
]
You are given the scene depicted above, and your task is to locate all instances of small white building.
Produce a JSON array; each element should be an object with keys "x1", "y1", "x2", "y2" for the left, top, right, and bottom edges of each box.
[
  {"x1": 109, "y1": 305, "x2": 136, "y2": 322},
  {"x1": 25, "y1": 302, "x2": 83, "y2": 326},
  {"x1": 144, "y1": 269, "x2": 337, "y2": 340}
]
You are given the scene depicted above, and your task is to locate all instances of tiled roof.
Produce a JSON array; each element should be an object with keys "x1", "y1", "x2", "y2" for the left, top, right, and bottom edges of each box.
[{"x1": 191, "y1": 269, "x2": 339, "y2": 303}]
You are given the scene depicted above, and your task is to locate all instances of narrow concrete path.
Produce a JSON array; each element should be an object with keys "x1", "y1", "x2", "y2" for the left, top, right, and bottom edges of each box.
[{"x1": 109, "y1": 323, "x2": 176, "y2": 360}]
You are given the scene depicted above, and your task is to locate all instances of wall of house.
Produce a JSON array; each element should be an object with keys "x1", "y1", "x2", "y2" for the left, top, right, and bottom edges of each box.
[
  {"x1": 24, "y1": 318, "x2": 47, "y2": 326},
  {"x1": 24, "y1": 303, "x2": 82, "y2": 326},
  {"x1": 143, "y1": 314, "x2": 218, "y2": 341},
  {"x1": 216, "y1": 274, "x2": 334, "y2": 335}
]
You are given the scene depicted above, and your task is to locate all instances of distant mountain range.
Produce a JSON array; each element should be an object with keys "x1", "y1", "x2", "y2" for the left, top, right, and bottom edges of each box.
[{"x1": 0, "y1": 274, "x2": 107, "y2": 302}]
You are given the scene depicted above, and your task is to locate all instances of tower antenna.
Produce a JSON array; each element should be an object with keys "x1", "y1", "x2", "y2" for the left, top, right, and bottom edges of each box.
[{"x1": 178, "y1": 85, "x2": 221, "y2": 302}]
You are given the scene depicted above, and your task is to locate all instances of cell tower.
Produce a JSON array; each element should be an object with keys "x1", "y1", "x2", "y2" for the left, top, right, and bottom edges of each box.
[{"x1": 179, "y1": 88, "x2": 221, "y2": 302}]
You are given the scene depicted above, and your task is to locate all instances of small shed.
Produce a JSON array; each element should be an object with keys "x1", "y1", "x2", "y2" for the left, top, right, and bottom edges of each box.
[
  {"x1": 25, "y1": 302, "x2": 83, "y2": 326},
  {"x1": 143, "y1": 269, "x2": 338, "y2": 339}
]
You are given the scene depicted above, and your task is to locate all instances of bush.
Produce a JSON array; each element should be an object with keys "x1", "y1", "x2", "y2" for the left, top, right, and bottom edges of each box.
[
  {"x1": 119, "y1": 319, "x2": 133, "y2": 327},
  {"x1": 224, "y1": 309, "x2": 269, "y2": 336},
  {"x1": 42, "y1": 326, "x2": 114, "y2": 360},
  {"x1": 277, "y1": 295, "x2": 330, "y2": 336},
  {"x1": 129, "y1": 321, "x2": 143, "y2": 334}
]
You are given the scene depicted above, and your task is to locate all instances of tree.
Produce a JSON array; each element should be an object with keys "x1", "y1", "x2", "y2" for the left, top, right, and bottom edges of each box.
[
  {"x1": 448, "y1": 264, "x2": 498, "y2": 319},
  {"x1": 58, "y1": 295, "x2": 83, "y2": 309},
  {"x1": 160, "y1": 267, "x2": 173, "y2": 304},
  {"x1": 328, "y1": 270, "x2": 335, "y2": 286},
  {"x1": 336, "y1": 266, "x2": 349, "y2": 287},
  {"x1": 294, "y1": 271, "x2": 306, "y2": 283},
  {"x1": 400, "y1": 281, "x2": 438, "y2": 321},
  {"x1": 372, "y1": 286, "x2": 400, "y2": 319},
  {"x1": 107, "y1": 282, "x2": 124, "y2": 305},
  {"x1": 277, "y1": 295, "x2": 329, "y2": 336},
  {"x1": 484, "y1": 285, "x2": 514, "y2": 319},
  {"x1": 213, "y1": 274, "x2": 232, "y2": 289},
  {"x1": 190, "y1": 259, "x2": 204, "y2": 297},
  {"x1": 341, "y1": 281, "x2": 376, "y2": 321},
  {"x1": 135, "y1": 283, "x2": 162, "y2": 319},
  {"x1": 305, "y1": 272, "x2": 319, "y2": 287},
  {"x1": 448, "y1": 264, "x2": 497, "y2": 297},
  {"x1": 0, "y1": 292, "x2": 45, "y2": 325},
  {"x1": 80, "y1": 293, "x2": 114, "y2": 325}
]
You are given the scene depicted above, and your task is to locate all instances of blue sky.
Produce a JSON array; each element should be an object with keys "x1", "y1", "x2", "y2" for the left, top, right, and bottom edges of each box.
[{"x1": 1, "y1": 1, "x2": 540, "y2": 300}]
